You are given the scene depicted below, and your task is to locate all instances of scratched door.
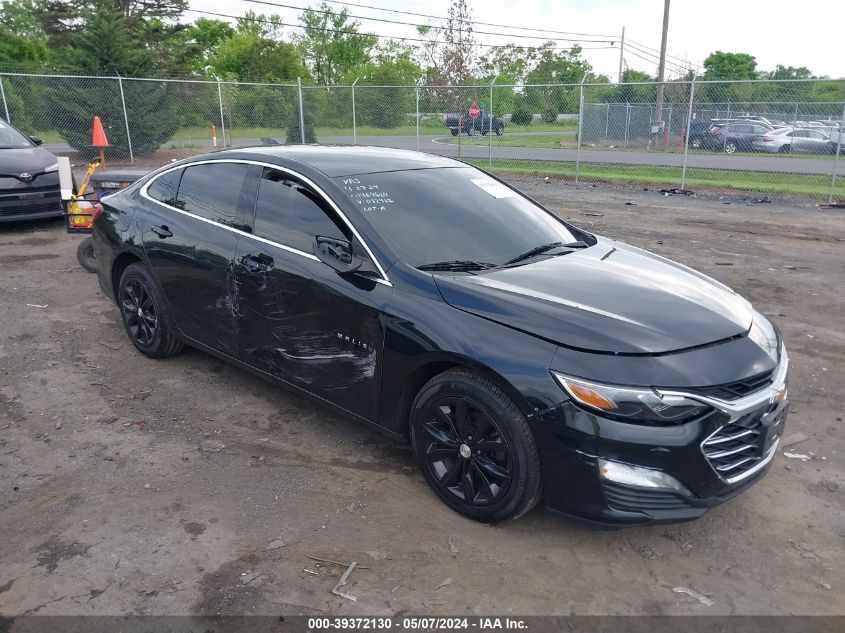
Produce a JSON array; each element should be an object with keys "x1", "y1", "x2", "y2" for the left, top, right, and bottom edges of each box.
[{"x1": 234, "y1": 168, "x2": 393, "y2": 423}]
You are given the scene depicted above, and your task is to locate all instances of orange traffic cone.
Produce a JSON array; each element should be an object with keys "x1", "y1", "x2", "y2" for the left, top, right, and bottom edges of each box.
[{"x1": 92, "y1": 116, "x2": 110, "y2": 166}]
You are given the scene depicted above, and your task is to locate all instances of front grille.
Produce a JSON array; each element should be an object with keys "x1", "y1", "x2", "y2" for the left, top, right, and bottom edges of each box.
[
  {"x1": 693, "y1": 370, "x2": 774, "y2": 401},
  {"x1": 701, "y1": 409, "x2": 770, "y2": 480},
  {"x1": 601, "y1": 481, "x2": 690, "y2": 511},
  {"x1": 0, "y1": 186, "x2": 63, "y2": 217}
]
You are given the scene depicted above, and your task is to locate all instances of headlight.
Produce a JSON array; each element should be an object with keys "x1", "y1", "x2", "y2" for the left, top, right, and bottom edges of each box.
[
  {"x1": 552, "y1": 372, "x2": 712, "y2": 424},
  {"x1": 44, "y1": 163, "x2": 59, "y2": 173},
  {"x1": 748, "y1": 310, "x2": 779, "y2": 364}
]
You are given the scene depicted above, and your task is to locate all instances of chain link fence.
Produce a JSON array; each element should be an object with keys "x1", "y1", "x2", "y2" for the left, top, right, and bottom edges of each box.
[{"x1": 2, "y1": 72, "x2": 843, "y2": 204}]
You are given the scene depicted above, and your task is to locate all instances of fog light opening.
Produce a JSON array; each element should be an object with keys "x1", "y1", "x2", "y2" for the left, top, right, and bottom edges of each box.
[{"x1": 598, "y1": 458, "x2": 692, "y2": 496}]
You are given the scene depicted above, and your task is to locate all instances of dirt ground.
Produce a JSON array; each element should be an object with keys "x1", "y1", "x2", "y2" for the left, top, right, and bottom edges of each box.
[{"x1": 0, "y1": 180, "x2": 843, "y2": 617}]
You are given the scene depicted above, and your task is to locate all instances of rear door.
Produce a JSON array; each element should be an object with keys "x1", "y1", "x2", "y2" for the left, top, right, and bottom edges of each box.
[
  {"x1": 141, "y1": 161, "x2": 256, "y2": 357},
  {"x1": 234, "y1": 166, "x2": 392, "y2": 422}
]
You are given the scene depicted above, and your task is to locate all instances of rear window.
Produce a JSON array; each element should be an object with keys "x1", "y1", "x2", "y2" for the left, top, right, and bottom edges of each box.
[
  {"x1": 146, "y1": 169, "x2": 182, "y2": 207},
  {"x1": 175, "y1": 163, "x2": 253, "y2": 229}
]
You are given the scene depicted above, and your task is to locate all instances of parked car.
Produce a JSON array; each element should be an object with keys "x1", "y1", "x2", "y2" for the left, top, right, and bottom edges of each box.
[
  {"x1": 685, "y1": 121, "x2": 716, "y2": 149},
  {"x1": 0, "y1": 119, "x2": 63, "y2": 222},
  {"x1": 735, "y1": 115, "x2": 774, "y2": 127},
  {"x1": 445, "y1": 109, "x2": 505, "y2": 136},
  {"x1": 711, "y1": 122, "x2": 773, "y2": 153},
  {"x1": 93, "y1": 146, "x2": 789, "y2": 526},
  {"x1": 753, "y1": 127, "x2": 834, "y2": 154}
]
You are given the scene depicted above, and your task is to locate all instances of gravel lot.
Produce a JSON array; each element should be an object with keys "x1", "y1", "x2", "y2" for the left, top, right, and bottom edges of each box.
[{"x1": 0, "y1": 181, "x2": 843, "y2": 616}]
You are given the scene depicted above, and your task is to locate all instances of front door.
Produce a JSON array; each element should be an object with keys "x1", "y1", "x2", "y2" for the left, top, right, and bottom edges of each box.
[
  {"x1": 141, "y1": 162, "x2": 256, "y2": 358},
  {"x1": 234, "y1": 167, "x2": 392, "y2": 422}
]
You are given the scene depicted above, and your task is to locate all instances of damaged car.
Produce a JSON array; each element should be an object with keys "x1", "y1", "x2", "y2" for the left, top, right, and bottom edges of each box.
[{"x1": 92, "y1": 146, "x2": 789, "y2": 526}]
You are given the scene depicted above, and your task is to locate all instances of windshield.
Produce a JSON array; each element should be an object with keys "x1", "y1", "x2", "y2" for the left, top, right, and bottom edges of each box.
[
  {"x1": 0, "y1": 120, "x2": 33, "y2": 149},
  {"x1": 333, "y1": 167, "x2": 580, "y2": 268}
]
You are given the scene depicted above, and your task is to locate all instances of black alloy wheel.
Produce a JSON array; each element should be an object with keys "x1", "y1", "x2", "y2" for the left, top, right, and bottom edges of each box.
[
  {"x1": 122, "y1": 278, "x2": 158, "y2": 346},
  {"x1": 118, "y1": 262, "x2": 183, "y2": 358},
  {"x1": 420, "y1": 396, "x2": 512, "y2": 506},
  {"x1": 410, "y1": 369, "x2": 542, "y2": 522}
]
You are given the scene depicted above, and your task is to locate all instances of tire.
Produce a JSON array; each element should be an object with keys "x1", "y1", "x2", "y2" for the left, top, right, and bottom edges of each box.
[
  {"x1": 690, "y1": 137, "x2": 702, "y2": 149},
  {"x1": 724, "y1": 141, "x2": 737, "y2": 154},
  {"x1": 409, "y1": 368, "x2": 542, "y2": 523},
  {"x1": 778, "y1": 144, "x2": 791, "y2": 154},
  {"x1": 450, "y1": 128, "x2": 459, "y2": 137},
  {"x1": 76, "y1": 237, "x2": 97, "y2": 273},
  {"x1": 495, "y1": 123, "x2": 504, "y2": 136},
  {"x1": 118, "y1": 262, "x2": 183, "y2": 359}
]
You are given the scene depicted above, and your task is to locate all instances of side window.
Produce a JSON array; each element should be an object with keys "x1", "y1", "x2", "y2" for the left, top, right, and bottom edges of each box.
[
  {"x1": 175, "y1": 163, "x2": 253, "y2": 229},
  {"x1": 254, "y1": 168, "x2": 349, "y2": 254},
  {"x1": 146, "y1": 168, "x2": 183, "y2": 207}
]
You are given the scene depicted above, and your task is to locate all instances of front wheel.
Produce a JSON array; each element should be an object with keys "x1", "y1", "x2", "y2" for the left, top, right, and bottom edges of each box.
[
  {"x1": 690, "y1": 137, "x2": 702, "y2": 149},
  {"x1": 450, "y1": 128, "x2": 459, "y2": 137},
  {"x1": 409, "y1": 369, "x2": 542, "y2": 523},
  {"x1": 76, "y1": 237, "x2": 97, "y2": 273},
  {"x1": 495, "y1": 123, "x2": 504, "y2": 136},
  {"x1": 724, "y1": 141, "x2": 737, "y2": 154},
  {"x1": 118, "y1": 262, "x2": 183, "y2": 359}
]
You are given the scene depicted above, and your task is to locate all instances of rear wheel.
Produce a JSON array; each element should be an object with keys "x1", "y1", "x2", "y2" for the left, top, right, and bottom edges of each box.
[
  {"x1": 409, "y1": 369, "x2": 542, "y2": 523},
  {"x1": 690, "y1": 136, "x2": 702, "y2": 149},
  {"x1": 76, "y1": 237, "x2": 97, "y2": 273},
  {"x1": 778, "y1": 144, "x2": 791, "y2": 153},
  {"x1": 495, "y1": 123, "x2": 504, "y2": 136},
  {"x1": 118, "y1": 263, "x2": 183, "y2": 359},
  {"x1": 450, "y1": 128, "x2": 459, "y2": 137}
]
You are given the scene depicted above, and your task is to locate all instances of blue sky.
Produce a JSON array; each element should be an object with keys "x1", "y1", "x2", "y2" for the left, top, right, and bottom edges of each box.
[{"x1": 191, "y1": 0, "x2": 844, "y2": 80}]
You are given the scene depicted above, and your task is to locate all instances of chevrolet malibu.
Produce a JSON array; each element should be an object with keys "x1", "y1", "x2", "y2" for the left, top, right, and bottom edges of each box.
[{"x1": 92, "y1": 146, "x2": 789, "y2": 526}]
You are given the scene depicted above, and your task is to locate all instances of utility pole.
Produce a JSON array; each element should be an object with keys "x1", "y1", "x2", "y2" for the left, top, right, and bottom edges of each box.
[
  {"x1": 617, "y1": 26, "x2": 626, "y2": 83},
  {"x1": 654, "y1": 0, "x2": 670, "y2": 147}
]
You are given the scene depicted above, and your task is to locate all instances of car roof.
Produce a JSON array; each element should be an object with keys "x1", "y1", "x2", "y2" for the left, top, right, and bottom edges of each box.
[{"x1": 221, "y1": 145, "x2": 464, "y2": 177}]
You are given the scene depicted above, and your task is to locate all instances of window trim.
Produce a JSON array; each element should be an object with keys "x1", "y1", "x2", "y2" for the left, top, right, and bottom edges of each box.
[{"x1": 139, "y1": 158, "x2": 392, "y2": 287}]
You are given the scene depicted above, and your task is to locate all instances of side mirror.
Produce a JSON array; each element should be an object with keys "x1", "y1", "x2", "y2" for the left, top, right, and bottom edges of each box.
[
  {"x1": 30, "y1": 136, "x2": 43, "y2": 146},
  {"x1": 314, "y1": 236, "x2": 361, "y2": 273}
]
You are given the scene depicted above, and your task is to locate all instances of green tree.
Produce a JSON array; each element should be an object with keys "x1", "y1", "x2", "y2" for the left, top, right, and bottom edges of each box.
[
  {"x1": 524, "y1": 43, "x2": 593, "y2": 114},
  {"x1": 617, "y1": 68, "x2": 655, "y2": 104},
  {"x1": 702, "y1": 51, "x2": 758, "y2": 80},
  {"x1": 0, "y1": 0, "x2": 51, "y2": 71},
  {"x1": 209, "y1": 11, "x2": 306, "y2": 82},
  {"x1": 353, "y1": 43, "x2": 422, "y2": 128},
  {"x1": 298, "y1": 3, "x2": 376, "y2": 86}
]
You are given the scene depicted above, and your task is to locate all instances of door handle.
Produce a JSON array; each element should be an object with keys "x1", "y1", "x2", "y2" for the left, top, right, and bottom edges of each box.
[
  {"x1": 151, "y1": 225, "x2": 173, "y2": 238},
  {"x1": 240, "y1": 253, "x2": 274, "y2": 273}
]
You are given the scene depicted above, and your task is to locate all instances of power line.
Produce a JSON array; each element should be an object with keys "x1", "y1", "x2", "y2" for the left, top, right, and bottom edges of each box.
[
  {"x1": 626, "y1": 42, "x2": 692, "y2": 73},
  {"x1": 235, "y1": 0, "x2": 619, "y2": 44},
  {"x1": 237, "y1": 0, "x2": 619, "y2": 39},
  {"x1": 627, "y1": 37, "x2": 699, "y2": 68},
  {"x1": 624, "y1": 46, "x2": 690, "y2": 76},
  {"x1": 185, "y1": 8, "x2": 618, "y2": 52}
]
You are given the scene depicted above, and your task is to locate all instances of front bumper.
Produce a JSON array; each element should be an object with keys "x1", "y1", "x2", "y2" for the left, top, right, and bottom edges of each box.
[
  {"x1": 536, "y1": 356, "x2": 789, "y2": 527},
  {"x1": 0, "y1": 174, "x2": 63, "y2": 222}
]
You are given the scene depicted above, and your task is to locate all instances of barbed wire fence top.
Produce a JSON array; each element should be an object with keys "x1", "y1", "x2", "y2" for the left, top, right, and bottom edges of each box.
[{"x1": 1, "y1": 72, "x2": 843, "y2": 204}]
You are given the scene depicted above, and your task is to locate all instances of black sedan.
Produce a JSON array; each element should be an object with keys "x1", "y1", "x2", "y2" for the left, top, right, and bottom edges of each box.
[
  {"x1": 0, "y1": 119, "x2": 63, "y2": 222},
  {"x1": 92, "y1": 146, "x2": 789, "y2": 526}
]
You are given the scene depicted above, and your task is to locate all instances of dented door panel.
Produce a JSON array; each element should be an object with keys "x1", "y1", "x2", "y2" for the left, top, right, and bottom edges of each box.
[
  {"x1": 141, "y1": 207, "x2": 241, "y2": 358},
  {"x1": 235, "y1": 239, "x2": 392, "y2": 422}
]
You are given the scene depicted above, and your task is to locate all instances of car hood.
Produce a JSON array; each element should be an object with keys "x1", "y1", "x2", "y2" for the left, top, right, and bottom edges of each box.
[
  {"x1": 433, "y1": 239, "x2": 753, "y2": 354},
  {"x1": 0, "y1": 146, "x2": 57, "y2": 176}
]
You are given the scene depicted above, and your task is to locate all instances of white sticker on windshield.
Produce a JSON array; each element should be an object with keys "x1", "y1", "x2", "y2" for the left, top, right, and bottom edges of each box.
[{"x1": 472, "y1": 178, "x2": 516, "y2": 198}]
